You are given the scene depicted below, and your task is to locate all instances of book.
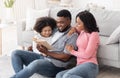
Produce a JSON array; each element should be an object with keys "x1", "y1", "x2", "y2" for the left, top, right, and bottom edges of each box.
[{"x1": 32, "y1": 38, "x2": 53, "y2": 50}]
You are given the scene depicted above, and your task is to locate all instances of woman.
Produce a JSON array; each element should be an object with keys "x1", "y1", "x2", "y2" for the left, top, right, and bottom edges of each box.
[{"x1": 56, "y1": 10, "x2": 100, "y2": 78}]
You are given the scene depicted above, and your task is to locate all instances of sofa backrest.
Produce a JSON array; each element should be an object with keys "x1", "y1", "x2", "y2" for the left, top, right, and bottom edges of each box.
[
  {"x1": 90, "y1": 8, "x2": 120, "y2": 36},
  {"x1": 49, "y1": 7, "x2": 120, "y2": 37}
]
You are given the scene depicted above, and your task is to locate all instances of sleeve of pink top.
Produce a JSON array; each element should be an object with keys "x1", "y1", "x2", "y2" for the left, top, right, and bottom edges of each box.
[{"x1": 71, "y1": 32, "x2": 99, "y2": 59}]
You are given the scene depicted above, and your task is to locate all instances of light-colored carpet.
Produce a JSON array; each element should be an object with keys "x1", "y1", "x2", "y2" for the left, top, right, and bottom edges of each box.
[
  {"x1": 0, "y1": 56, "x2": 52, "y2": 78},
  {"x1": 0, "y1": 56, "x2": 14, "y2": 78},
  {"x1": 1, "y1": 56, "x2": 120, "y2": 78}
]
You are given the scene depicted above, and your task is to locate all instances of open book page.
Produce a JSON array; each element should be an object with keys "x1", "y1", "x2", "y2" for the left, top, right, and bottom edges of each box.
[{"x1": 32, "y1": 38, "x2": 53, "y2": 50}]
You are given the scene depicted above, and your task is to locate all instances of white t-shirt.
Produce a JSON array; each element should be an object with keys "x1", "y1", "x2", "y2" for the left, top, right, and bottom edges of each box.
[
  {"x1": 51, "y1": 31, "x2": 64, "y2": 44},
  {"x1": 33, "y1": 34, "x2": 52, "y2": 54},
  {"x1": 33, "y1": 31, "x2": 64, "y2": 54}
]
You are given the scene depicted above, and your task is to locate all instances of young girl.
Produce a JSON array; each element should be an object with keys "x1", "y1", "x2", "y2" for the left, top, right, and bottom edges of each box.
[
  {"x1": 28, "y1": 17, "x2": 56, "y2": 54},
  {"x1": 56, "y1": 10, "x2": 100, "y2": 78}
]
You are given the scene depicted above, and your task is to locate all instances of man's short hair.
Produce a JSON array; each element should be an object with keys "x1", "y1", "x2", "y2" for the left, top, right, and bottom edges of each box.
[{"x1": 57, "y1": 9, "x2": 71, "y2": 20}]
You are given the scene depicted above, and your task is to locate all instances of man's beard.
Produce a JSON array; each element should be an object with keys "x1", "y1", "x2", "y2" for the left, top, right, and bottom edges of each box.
[{"x1": 58, "y1": 26, "x2": 70, "y2": 32}]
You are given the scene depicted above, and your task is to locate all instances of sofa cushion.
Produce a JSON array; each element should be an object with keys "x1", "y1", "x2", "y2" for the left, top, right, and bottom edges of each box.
[
  {"x1": 22, "y1": 31, "x2": 34, "y2": 46},
  {"x1": 26, "y1": 8, "x2": 49, "y2": 31},
  {"x1": 98, "y1": 36, "x2": 119, "y2": 60},
  {"x1": 106, "y1": 25, "x2": 120, "y2": 44},
  {"x1": 90, "y1": 8, "x2": 120, "y2": 36}
]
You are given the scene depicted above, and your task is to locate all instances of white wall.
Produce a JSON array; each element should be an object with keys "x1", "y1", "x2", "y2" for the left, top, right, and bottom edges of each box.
[
  {"x1": 73, "y1": 0, "x2": 120, "y2": 10},
  {"x1": 0, "y1": 0, "x2": 48, "y2": 21},
  {"x1": 13, "y1": 0, "x2": 35, "y2": 20},
  {"x1": 35, "y1": 0, "x2": 48, "y2": 10},
  {"x1": 0, "y1": 0, "x2": 35, "y2": 21},
  {"x1": 0, "y1": 0, "x2": 4, "y2": 21},
  {"x1": 1, "y1": 0, "x2": 120, "y2": 21}
]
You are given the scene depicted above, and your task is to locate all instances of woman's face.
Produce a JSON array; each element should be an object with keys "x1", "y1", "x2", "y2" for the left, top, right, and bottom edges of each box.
[
  {"x1": 75, "y1": 17, "x2": 84, "y2": 33},
  {"x1": 41, "y1": 26, "x2": 52, "y2": 37}
]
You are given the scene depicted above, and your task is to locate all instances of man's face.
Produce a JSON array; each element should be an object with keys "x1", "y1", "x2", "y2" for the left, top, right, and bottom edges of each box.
[{"x1": 56, "y1": 17, "x2": 70, "y2": 32}]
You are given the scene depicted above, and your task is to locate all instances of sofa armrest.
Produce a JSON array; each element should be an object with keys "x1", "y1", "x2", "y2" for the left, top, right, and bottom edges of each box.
[
  {"x1": 118, "y1": 38, "x2": 120, "y2": 44},
  {"x1": 17, "y1": 19, "x2": 26, "y2": 46},
  {"x1": 17, "y1": 19, "x2": 26, "y2": 31}
]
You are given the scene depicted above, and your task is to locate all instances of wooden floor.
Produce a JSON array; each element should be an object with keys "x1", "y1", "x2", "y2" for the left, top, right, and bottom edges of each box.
[{"x1": 97, "y1": 65, "x2": 120, "y2": 78}]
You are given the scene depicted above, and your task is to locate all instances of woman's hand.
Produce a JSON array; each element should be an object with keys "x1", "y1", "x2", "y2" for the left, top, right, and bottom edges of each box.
[
  {"x1": 36, "y1": 44, "x2": 48, "y2": 55},
  {"x1": 65, "y1": 44, "x2": 74, "y2": 53},
  {"x1": 67, "y1": 27, "x2": 76, "y2": 36}
]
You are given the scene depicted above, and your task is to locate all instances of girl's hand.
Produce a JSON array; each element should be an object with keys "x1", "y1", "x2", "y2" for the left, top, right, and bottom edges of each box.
[
  {"x1": 65, "y1": 44, "x2": 74, "y2": 53},
  {"x1": 28, "y1": 46, "x2": 33, "y2": 51}
]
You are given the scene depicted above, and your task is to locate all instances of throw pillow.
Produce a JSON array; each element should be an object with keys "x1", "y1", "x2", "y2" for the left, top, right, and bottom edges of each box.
[
  {"x1": 106, "y1": 25, "x2": 120, "y2": 44},
  {"x1": 26, "y1": 8, "x2": 49, "y2": 31}
]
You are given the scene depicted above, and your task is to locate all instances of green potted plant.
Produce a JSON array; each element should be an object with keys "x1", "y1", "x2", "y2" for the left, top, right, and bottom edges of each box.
[{"x1": 4, "y1": 0, "x2": 15, "y2": 8}]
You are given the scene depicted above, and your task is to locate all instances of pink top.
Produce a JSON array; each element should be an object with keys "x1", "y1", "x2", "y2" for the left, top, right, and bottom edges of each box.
[{"x1": 71, "y1": 31, "x2": 100, "y2": 65}]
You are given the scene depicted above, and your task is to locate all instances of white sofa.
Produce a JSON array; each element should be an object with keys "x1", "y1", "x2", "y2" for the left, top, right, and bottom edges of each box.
[
  {"x1": 17, "y1": 7, "x2": 120, "y2": 69},
  {"x1": 90, "y1": 8, "x2": 120, "y2": 68}
]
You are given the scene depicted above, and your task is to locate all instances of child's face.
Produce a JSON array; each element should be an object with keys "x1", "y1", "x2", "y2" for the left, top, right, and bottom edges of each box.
[{"x1": 41, "y1": 26, "x2": 52, "y2": 37}]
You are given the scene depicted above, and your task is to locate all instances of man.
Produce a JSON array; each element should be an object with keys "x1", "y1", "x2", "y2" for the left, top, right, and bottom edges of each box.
[{"x1": 11, "y1": 9, "x2": 78, "y2": 78}]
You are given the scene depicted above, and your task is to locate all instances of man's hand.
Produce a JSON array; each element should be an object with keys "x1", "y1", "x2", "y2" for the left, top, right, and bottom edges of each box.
[
  {"x1": 36, "y1": 44, "x2": 48, "y2": 55},
  {"x1": 37, "y1": 44, "x2": 71, "y2": 61},
  {"x1": 65, "y1": 44, "x2": 74, "y2": 53},
  {"x1": 28, "y1": 46, "x2": 33, "y2": 51}
]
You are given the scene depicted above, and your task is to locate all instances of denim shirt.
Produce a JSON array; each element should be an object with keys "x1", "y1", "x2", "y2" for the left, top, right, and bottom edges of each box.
[{"x1": 45, "y1": 27, "x2": 78, "y2": 68}]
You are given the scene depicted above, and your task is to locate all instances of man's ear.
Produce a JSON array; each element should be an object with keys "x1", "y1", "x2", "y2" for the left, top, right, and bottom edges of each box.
[
  {"x1": 66, "y1": 17, "x2": 71, "y2": 25},
  {"x1": 66, "y1": 17, "x2": 71, "y2": 21}
]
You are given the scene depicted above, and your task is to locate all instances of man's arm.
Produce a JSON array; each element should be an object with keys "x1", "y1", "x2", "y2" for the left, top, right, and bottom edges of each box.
[
  {"x1": 37, "y1": 44, "x2": 71, "y2": 61},
  {"x1": 46, "y1": 51, "x2": 71, "y2": 61},
  {"x1": 36, "y1": 32, "x2": 78, "y2": 62}
]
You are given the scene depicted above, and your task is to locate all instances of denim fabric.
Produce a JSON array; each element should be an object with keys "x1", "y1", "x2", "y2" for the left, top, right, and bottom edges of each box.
[
  {"x1": 11, "y1": 27, "x2": 78, "y2": 78},
  {"x1": 11, "y1": 50, "x2": 65, "y2": 78},
  {"x1": 56, "y1": 62, "x2": 99, "y2": 78}
]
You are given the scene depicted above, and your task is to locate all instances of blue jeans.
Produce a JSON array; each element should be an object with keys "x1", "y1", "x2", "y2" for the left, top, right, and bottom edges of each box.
[
  {"x1": 56, "y1": 62, "x2": 99, "y2": 78},
  {"x1": 11, "y1": 50, "x2": 65, "y2": 78}
]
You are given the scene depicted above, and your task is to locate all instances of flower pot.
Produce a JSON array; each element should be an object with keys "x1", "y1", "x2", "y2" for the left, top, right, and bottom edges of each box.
[
  {"x1": 5, "y1": 8, "x2": 14, "y2": 20},
  {"x1": 2, "y1": 8, "x2": 14, "y2": 24}
]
